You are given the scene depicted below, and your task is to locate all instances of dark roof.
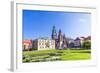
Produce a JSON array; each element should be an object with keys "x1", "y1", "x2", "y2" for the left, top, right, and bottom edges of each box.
[{"x1": 75, "y1": 37, "x2": 80, "y2": 41}]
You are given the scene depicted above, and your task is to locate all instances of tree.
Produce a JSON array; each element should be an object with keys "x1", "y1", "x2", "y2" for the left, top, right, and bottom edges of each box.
[{"x1": 82, "y1": 40, "x2": 91, "y2": 49}]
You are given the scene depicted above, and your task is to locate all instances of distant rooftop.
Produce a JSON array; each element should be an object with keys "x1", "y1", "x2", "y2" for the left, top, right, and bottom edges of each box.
[{"x1": 23, "y1": 40, "x2": 32, "y2": 44}]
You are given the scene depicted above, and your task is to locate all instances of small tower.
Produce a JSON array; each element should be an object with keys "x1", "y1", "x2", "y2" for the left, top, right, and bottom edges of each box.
[
  {"x1": 63, "y1": 34, "x2": 67, "y2": 49},
  {"x1": 58, "y1": 29, "x2": 63, "y2": 49},
  {"x1": 51, "y1": 26, "x2": 57, "y2": 48}
]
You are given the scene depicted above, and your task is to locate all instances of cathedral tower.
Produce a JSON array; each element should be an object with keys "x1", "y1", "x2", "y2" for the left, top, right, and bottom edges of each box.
[
  {"x1": 51, "y1": 26, "x2": 57, "y2": 40},
  {"x1": 58, "y1": 29, "x2": 63, "y2": 49}
]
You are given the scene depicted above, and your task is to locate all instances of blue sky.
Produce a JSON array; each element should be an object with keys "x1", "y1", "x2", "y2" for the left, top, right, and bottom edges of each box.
[{"x1": 23, "y1": 10, "x2": 91, "y2": 40}]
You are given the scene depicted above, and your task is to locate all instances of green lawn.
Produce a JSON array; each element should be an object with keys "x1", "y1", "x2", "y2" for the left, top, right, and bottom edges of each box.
[{"x1": 23, "y1": 49, "x2": 91, "y2": 63}]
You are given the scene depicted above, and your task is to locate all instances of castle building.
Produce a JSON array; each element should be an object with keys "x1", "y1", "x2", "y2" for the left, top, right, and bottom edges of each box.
[
  {"x1": 51, "y1": 26, "x2": 68, "y2": 49},
  {"x1": 23, "y1": 26, "x2": 91, "y2": 51},
  {"x1": 33, "y1": 38, "x2": 55, "y2": 50}
]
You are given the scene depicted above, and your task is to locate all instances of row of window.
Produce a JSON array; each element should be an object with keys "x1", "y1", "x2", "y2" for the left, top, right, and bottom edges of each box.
[
  {"x1": 38, "y1": 42, "x2": 55, "y2": 45},
  {"x1": 39, "y1": 46, "x2": 55, "y2": 48}
]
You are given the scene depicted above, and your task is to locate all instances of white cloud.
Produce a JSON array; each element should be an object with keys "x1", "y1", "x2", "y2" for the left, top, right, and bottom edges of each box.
[{"x1": 78, "y1": 18, "x2": 86, "y2": 23}]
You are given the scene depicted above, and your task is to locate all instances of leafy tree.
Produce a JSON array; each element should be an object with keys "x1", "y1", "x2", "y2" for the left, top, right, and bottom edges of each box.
[{"x1": 82, "y1": 41, "x2": 91, "y2": 49}]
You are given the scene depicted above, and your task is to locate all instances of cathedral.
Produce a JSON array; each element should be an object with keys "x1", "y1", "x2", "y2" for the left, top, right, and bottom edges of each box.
[{"x1": 51, "y1": 26, "x2": 68, "y2": 49}]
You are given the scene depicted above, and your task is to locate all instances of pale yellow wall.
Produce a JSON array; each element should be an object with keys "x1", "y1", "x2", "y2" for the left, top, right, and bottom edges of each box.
[{"x1": 37, "y1": 39, "x2": 55, "y2": 50}]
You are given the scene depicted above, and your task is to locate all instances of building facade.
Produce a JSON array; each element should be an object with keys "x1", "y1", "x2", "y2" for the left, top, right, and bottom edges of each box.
[
  {"x1": 23, "y1": 40, "x2": 33, "y2": 51},
  {"x1": 73, "y1": 37, "x2": 81, "y2": 48},
  {"x1": 33, "y1": 38, "x2": 55, "y2": 50}
]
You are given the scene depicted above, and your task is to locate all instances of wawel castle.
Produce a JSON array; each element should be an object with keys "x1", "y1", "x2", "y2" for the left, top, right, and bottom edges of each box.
[{"x1": 23, "y1": 26, "x2": 91, "y2": 51}]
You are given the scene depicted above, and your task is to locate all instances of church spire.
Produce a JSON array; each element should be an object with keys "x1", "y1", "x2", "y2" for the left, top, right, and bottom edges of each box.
[{"x1": 51, "y1": 26, "x2": 57, "y2": 40}]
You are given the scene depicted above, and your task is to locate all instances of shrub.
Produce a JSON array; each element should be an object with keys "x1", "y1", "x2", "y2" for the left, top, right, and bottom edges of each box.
[{"x1": 23, "y1": 58, "x2": 30, "y2": 62}]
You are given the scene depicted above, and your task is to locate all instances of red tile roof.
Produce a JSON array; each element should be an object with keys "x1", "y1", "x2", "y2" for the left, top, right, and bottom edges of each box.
[{"x1": 23, "y1": 40, "x2": 32, "y2": 44}]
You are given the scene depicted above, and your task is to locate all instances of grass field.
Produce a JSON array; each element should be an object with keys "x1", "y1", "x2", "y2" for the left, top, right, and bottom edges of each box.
[{"x1": 23, "y1": 49, "x2": 91, "y2": 63}]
